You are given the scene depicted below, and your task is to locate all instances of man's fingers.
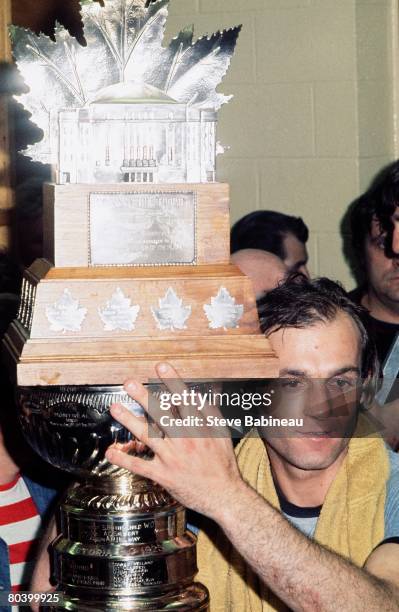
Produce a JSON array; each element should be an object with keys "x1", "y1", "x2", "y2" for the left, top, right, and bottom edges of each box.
[
  {"x1": 123, "y1": 378, "x2": 166, "y2": 432},
  {"x1": 111, "y1": 403, "x2": 146, "y2": 434},
  {"x1": 110, "y1": 403, "x2": 164, "y2": 451},
  {"x1": 105, "y1": 447, "x2": 158, "y2": 481},
  {"x1": 155, "y1": 362, "x2": 192, "y2": 417},
  {"x1": 156, "y1": 362, "x2": 187, "y2": 394},
  {"x1": 156, "y1": 362, "x2": 201, "y2": 423},
  {"x1": 156, "y1": 362, "x2": 232, "y2": 435},
  {"x1": 123, "y1": 379, "x2": 149, "y2": 411}
]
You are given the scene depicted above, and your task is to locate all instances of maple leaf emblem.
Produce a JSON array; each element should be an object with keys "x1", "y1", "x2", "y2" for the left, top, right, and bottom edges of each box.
[
  {"x1": 11, "y1": 0, "x2": 241, "y2": 165},
  {"x1": 151, "y1": 287, "x2": 191, "y2": 330},
  {"x1": 203, "y1": 287, "x2": 244, "y2": 330},
  {"x1": 98, "y1": 287, "x2": 140, "y2": 331},
  {"x1": 45, "y1": 289, "x2": 87, "y2": 333}
]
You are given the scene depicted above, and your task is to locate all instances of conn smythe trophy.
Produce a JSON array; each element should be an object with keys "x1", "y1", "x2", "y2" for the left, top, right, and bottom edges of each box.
[{"x1": 3, "y1": 1, "x2": 278, "y2": 609}]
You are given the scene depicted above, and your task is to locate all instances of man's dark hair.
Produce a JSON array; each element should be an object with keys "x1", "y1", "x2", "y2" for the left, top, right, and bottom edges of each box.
[
  {"x1": 230, "y1": 210, "x2": 309, "y2": 256},
  {"x1": 349, "y1": 160, "x2": 399, "y2": 259},
  {"x1": 257, "y1": 276, "x2": 378, "y2": 388}
]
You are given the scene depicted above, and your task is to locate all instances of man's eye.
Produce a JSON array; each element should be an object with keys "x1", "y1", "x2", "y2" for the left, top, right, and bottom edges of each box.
[
  {"x1": 282, "y1": 379, "x2": 298, "y2": 387},
  {"x1": 329, "y1": 378, "x2": 353, "y2": 390},
  {"x1": 280, "y1": 379, "x2": 306, "y2": 392}
]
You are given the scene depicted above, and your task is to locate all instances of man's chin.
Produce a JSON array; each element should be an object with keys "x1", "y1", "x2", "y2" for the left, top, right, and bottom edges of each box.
[
  {"x1": 377, "y1": 280, "x2": 399, "y2": 304},
  {"x1": 383, "y1": 290, "x2": 399, "y2": 308},
  {"x1": 283, "y1": 437, "x2": 347, "y2": 471}
]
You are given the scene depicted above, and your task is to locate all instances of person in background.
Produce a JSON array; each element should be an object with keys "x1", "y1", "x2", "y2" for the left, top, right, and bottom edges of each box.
[
  {"x1": 0, "y1": 408, "x2": 58, "y2": 599},
  {"x1": 347, "y1": 161, "x2": 399, "y2": 446},
  {"x1": 231, "y1": 210, "x2": 309, "y2": 277},
  {"x1": 348, "y1": 161, "x2": 399, "y2": 365},
  {"x1": 231, "y1": 249, "x2": 287, "y2": 299},
  {"x1": 0, "y1": 254, "x2": 60, "y2": 601}
]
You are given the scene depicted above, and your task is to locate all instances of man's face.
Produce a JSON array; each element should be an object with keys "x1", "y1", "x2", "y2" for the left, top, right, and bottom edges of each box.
[
  {"x1": 282, "y1": 232, "x2": 309, "y2": 277},
  {"x1": 364, "y1": 211, "x2": 399, "y2": 310},
  {"x1": 261, "y1": 312, "x2": 362, "y2": 472},
  {"x1": 388, "y1": 206, "x2": 399, "y2": 254}
]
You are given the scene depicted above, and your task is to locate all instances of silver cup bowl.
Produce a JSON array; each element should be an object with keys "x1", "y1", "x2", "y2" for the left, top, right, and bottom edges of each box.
[{"x1": 17, "y1": 385, "x2": 148, "y2": 479}]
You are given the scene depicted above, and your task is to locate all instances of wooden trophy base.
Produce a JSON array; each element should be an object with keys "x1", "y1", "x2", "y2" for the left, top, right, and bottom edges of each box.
[{"x1": 4, "y1": 259, "x2": 278, "y2": 386}]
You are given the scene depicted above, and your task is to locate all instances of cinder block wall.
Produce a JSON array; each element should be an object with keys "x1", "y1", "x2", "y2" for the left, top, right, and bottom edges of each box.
[{"x1": 165, "y1": 0, "x2": 396, "y2": 288}]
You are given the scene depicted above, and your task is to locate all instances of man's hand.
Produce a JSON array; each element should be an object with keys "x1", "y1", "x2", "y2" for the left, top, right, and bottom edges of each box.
[{"x1": 105, "y1": 362, "x2": 244, "y2": 520}]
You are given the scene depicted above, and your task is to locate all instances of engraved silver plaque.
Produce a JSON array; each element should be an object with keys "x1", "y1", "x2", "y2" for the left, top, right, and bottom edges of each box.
[{"x1": 89, "y1": 192, "x2": 196, "y2": 266}]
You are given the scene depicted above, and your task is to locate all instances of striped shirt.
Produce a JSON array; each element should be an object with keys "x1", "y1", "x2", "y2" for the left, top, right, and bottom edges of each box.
[{"x1": 0, "y1": 474, "x2": 42, "y2": 591}]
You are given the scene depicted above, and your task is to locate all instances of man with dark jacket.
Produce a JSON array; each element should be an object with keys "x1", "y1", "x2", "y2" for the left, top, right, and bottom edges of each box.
[{"x1": 348, "y1": 161, "x2": 399, "y2": 367}]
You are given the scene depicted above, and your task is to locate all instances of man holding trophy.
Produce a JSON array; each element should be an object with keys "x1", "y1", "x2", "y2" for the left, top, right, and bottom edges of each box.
[{"x1": 105, "y1": 276, "x2": 399, "y2": 611}]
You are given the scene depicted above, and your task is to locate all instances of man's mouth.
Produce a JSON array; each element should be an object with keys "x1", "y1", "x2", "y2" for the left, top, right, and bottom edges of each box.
[
  {"x1": 385, "y1": 272, "x2": 399, "y2": 281},
  {"x1": 295, "y1": 430, "x2": 335, "y2": 438}
]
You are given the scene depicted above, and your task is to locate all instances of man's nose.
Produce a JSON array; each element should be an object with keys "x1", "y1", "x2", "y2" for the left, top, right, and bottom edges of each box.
[
  {"x1": 392, "y1": 226, "x2": 399, "y2": 255},
  {"x1": 303, "y1": 383, "x2": 330, "y2": 419},
  {"x1": 298, "y1": 265, "x2": 310, "y2": 279}
]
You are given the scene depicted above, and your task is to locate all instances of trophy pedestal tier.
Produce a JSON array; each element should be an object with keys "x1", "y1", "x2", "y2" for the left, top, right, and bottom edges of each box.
[
  {"x1": 43, "y1": 183, "x2": 230, "y2": 269},
  {"x1": 3, "y1": 259, "x2": 278, "y2": 386},
  {"x1": 50, "y1": 477, "x2": 209, "y2": 610},
  {"x1": 54, "y1": 585, "x2": 209, "y2": 611}
]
